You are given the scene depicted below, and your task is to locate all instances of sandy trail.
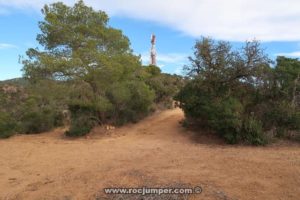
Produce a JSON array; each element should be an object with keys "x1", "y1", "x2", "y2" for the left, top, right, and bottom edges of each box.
[{"x1": 0, "y1": 108, "x2": 299, "y2": 200}]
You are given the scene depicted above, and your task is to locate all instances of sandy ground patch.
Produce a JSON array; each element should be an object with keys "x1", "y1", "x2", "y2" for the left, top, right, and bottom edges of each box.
[{"x1": 0, "y1": 108, "x2": 299, "y2": 200}]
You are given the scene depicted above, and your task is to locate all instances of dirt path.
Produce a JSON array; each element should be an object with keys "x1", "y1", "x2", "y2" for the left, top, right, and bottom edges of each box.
[{"x1": 0, "y1": 108, "x2": 299, "y2": 200}]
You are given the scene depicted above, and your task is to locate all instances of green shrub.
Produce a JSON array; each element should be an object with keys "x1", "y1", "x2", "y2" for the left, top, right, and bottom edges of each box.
[
  {"x1": 144, "y1": 65, "x2": 184, "y2": 107},
  {"x1": 210, "y1": 98, "x2": 243, "y2": 144},
  {"x1": 107, "y1": 80, "x2": 155, "y2": 125},
  {"x1": 65, "y1": 115, "x2": 95, "y2": 137},
  {"x1": 53, "y1": 111, "x2": 65, "y2": 127},
  {"x1": 65, "y1": 80, "x2": 154, "y2": 137},
  {"x1": 0, "y1": 113, "x2": 16, "y2": 138},
  {"x1": 177, "y1": 84, "x2": 245, "y2": 144},
  {"x1": 263, "y1": 102, "x2": 300, "y2": 138},
  {"x1": 16, "y1": 93, "x2": 68, "y2": 134},
  {"x1": 242, "y1": 117, "x2": 267, "y2": 145},
  {"x1": 176, "y1": 81, "x2": 269, "y2": 145},
  {"x1": 173, "y1": 38, "x2": 300, "y2": 145},
  {"x1": 20, "y1": 109, "x2": 56, "y2": 134},
  {"x1": 65, "y1": 104, "x2": 98, "y2": 137},
  {"x1": 275, "y1": 127, "x2": 286, "y2": 138},
  {"x1": 288, "y1": 112, "x2": 300, "y2": 130}
]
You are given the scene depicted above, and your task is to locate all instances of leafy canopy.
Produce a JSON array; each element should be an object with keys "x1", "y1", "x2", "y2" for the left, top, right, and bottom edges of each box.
[
  {"x1": 23, "y1": 0, "x2": 140, "y2": 86},
  {"x1": 22, "y1": 0, "x2": 156, "y2": 137}
]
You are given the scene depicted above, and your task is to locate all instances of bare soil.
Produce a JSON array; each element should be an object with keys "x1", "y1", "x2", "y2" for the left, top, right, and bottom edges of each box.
[{"x1": 0, "y1": 108, "x2": 299, "y2": 200}]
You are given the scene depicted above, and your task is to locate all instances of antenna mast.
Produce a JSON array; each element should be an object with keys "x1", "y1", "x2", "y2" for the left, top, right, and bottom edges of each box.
[{"x1": 150, "y1": 34, "x2": 157, "y2": 65}]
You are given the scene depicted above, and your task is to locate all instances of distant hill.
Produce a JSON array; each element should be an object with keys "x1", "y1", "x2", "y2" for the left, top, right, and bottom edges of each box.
[{"x1": 0, "y1": 77, "x2": 28, "y2": 86}]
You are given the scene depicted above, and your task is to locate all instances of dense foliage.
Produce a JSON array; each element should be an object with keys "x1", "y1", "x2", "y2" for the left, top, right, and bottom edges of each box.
[
  {"x1": 144, "y1": 65, "x2": 185, "y2": 108},
  {"x1": 0, "y1": 1, "x2": 183, "y2": 138},
  {"x1": 176, "y1": 37, "x2": 300, "y2": 145},
  {"x1": 2, "y1": 1, "x2": 298, "y2": 145},
  {"x1": 0, "y1": 80, "x2": 69, "y2": 138},
  {"x1": 21, "y1": 0, "x2": 156, "y2": 136}
]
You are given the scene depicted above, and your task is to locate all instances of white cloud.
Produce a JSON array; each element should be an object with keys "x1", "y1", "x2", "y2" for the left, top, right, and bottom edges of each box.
[
  {"x1": 276, "y1": 51, "x2": 300, "y2": 58},
  {"x1": 1, "y1": 0, "x2": 300, "y2": 41},
  {"x1": 140, "y1": 52, "x2": 187, "y2": 74},
  {"x1": 141, "y1": 52, "x2": 188, "y2": 66},
  {"x1": 0, "y1": 43, "x2": 18, "y2": 49},
  {"x1": 157, "y1": 53, "x2": 188, "y2": 64}
]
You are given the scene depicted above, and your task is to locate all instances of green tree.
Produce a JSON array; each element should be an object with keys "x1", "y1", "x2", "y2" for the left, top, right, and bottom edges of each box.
[
  {"x1": 177, "y1": 37, "x2": 271, "y2": 145},
  {"x1": 143, "y1": 65, "x2": 185, "y2": 108},
  {"x1": 22, "y1": 0, "x2": 154, "y2": 136},
  {"x1": 274, "y1": 57, "x2": 300, "y2": 107},
  {"x1": 23, "y1": 0, "x2": 139, "y2": 86},
  {"x1": 0, "y1": 113, "x2": 16, "y2": 138},
  {"x1": 262, "y1": 57, "x2": 300, "y2": 135}
]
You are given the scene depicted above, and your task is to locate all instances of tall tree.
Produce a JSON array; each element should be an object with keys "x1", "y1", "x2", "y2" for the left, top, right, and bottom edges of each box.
[
  {"x1": 275, "y1": 57, "x2": 300, "y2": 108},
  {"x1": 177, "y1": 37, "x2": 274, "y2": 145},
  {"x1": 22, "y1": 0, "x2": 140, "y2": 88},
  {"x1": 22, "y1": 1, "x2": 154, "y2": 136}
]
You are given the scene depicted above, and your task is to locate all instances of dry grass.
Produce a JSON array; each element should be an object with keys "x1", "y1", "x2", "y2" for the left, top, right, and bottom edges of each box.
[{"x1": 0, "y1": 108, "x2": 299, "y2": 200}]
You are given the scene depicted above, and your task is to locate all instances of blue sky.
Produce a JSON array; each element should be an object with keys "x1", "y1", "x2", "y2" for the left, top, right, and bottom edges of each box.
[{"x1": 1, "y1": 0, "x2": 300, "y2": 80}]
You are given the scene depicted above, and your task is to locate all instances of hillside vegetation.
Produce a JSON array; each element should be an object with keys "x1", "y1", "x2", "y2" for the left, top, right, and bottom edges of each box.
[
  {"x1": 0, "y1": 0, "x2": 299, "y2": 145},
  {"x1": 0, "y1": 1, "x2": 184, "y2": 138},
  {"x1": 175, "y1": 38, "x2": 300, "y2": 144}
]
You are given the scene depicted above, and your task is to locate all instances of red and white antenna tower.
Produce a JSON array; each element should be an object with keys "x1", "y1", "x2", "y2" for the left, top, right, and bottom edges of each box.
[{"x1": 150, "y1": 34, "x2": 157, "y2": 65}]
